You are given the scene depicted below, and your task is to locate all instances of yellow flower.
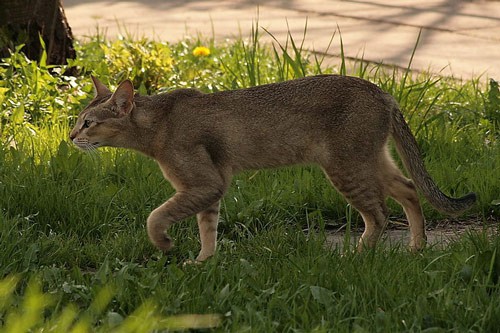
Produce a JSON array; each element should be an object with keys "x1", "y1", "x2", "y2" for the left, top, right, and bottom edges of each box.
[{"x1": 192, "y1": 46, "x2": 211, "y2": 57}]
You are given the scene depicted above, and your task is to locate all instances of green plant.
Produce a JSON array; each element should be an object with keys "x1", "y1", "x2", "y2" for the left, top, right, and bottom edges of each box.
[
  {"x1": 485, "y1": 78, "x2": 500, "y2": 131},
  {"x1": 0, "y1": 26, "x2": 498, "y2": 332},
  {"x1": 0, "y1": 46, "x2": 85, "y2": 132},
  {"x1": 69, "y1": 35, "x2": 173, "y2": 94}
]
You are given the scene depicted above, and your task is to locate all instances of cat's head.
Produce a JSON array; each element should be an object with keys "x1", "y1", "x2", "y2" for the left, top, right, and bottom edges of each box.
[{"x1": 70, "y1": 77, "x2": 135, "y2": 150}]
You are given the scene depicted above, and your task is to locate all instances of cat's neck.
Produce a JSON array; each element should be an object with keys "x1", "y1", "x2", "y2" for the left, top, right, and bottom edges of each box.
[
  {"x1": 115, "y1": 89, "x2": 203, "y2": 158},
  {"x1": 118, "y1": 95, "x2": 160, "y2": 157}
]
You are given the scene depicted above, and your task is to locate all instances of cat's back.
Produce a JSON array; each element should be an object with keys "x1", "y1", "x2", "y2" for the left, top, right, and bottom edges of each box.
[
  {"x1": 158, "y1": 75, "x2": 392, "y2": 134},
  {"x1": 208, "y1": 75, "x2": 387, "y2": 114},
  {"x1": 158, "y1": 75, "x2": 387, "y2": 115},
  {"x1": 222, "y1": 74, "x2": 381, "y2": 97}
]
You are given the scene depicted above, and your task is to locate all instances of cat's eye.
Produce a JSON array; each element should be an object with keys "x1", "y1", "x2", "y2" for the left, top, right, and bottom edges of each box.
[{"x1": 82, "y1": 119, "x2": 93, "y2": 129}]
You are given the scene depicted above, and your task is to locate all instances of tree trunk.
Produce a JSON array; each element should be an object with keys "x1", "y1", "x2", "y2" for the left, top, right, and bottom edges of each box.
[{"x1": 0, "y1": 0, "x2": 75, "y2": 66}]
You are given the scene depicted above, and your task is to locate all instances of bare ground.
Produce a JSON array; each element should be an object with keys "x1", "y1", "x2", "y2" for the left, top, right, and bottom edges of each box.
[{"x1": 325, "y1": 215, "x2": 499, "y2": 250}]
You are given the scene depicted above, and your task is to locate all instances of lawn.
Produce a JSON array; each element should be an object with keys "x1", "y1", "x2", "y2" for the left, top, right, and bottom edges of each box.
[{"x1": 0, "y1": 28, "x2": 499, "y2": 331}]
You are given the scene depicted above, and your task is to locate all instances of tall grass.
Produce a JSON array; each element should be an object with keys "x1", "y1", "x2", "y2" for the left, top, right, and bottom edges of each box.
[{"x1": 0, "y1": 25, "x2": 498, "y2": 331}]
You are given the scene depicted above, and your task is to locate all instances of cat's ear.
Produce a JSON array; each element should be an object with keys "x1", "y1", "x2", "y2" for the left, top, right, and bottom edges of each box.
[
  {"x1": 111, "y1": 80, "x2": 135, "y2": 117},
  {"x1": 91, "y1": 76, "x2": 112, "y2": 97}
]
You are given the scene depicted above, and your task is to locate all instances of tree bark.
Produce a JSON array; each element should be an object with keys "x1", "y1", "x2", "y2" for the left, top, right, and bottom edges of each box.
[{"x1": 0, "y1": 0, "x2": 75, "y2": 65}]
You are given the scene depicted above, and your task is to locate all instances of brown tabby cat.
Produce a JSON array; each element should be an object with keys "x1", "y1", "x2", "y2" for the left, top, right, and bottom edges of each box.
[{"x1": 70, "y1": 75, "x2": 476, "y2": 261}]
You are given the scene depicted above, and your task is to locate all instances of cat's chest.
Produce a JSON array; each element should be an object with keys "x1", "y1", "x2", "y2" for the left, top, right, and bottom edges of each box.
[{"x1": 156, "y1": 160, "x2": 183, "y2": 190}]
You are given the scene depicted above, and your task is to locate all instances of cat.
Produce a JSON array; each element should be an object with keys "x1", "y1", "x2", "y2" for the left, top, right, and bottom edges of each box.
[{"x1": 70, "y1": 75, "x2": 476, "y2": 261}]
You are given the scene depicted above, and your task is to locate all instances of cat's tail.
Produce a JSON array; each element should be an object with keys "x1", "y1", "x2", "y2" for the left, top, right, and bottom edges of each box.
[{"x1": 387, "y1": 95, "x2": 476, "y2": 216}]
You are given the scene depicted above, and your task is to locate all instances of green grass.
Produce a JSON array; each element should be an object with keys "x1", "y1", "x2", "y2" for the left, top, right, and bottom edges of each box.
[{"x1": 0, "y1": 26, "x2": 499, "y2": 331}]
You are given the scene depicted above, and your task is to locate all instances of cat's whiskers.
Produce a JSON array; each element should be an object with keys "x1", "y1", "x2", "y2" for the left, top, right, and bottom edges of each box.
[
  {"x1": 86, "y1": 143, "x2": 99, "y2": 156},
  {"x1": 87, "y1": 148, "x2": 101, "y2": 165}
]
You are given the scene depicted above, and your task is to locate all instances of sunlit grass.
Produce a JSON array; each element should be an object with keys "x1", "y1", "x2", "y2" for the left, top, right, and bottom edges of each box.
[{"x1": 0, "y1": 25, "x2": 498, "y2": 331}]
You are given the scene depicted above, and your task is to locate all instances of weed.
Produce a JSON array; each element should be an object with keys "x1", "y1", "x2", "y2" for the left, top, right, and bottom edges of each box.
[{"x1": 0, "y1": 25, "x2": 498, "y2": 331}]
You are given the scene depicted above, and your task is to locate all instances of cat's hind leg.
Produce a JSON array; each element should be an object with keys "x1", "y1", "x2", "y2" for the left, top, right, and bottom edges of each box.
[
  {"x1": 322, "y1": 164, "x2": 389, "y2": 251},
  {"x1": 356, "y1": 205, "x2": 389, "y2": 251},
  {"x1": 383, "y1": 159, "x2": 426, "y2": 251}
]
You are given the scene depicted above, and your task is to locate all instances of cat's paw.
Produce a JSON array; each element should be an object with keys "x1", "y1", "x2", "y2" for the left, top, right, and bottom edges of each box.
[
  {"x1": 409, "y1": 236, "x2": 427, "y2": 252},
  {"x1": 152, "y1": 234, "x2": 174, "y2": 253},
  {"x1": 181, "y1": 252, "x2": 214, "y2": 266},
  {"x1": 182, "y1": 259, "x2": 202, "y2": 267}
]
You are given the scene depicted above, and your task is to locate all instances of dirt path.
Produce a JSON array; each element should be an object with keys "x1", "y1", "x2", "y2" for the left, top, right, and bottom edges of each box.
[{"x1": 325, "y1": 216, "x2": 499, "y2": 249}]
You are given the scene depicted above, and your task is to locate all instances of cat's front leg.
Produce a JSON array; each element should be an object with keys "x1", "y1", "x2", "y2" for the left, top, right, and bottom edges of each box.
[
  {"x1": 146, "y1": 187, "x2": 224, "y2": 255},
  {"x1": 195, "y1": 201, "x2": 221, "y2": 261}
]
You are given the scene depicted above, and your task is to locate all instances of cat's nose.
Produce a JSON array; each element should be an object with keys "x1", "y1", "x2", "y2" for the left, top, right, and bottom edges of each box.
[{"x1": 69, "y1": 131, "x2": 76, "y2": 141}]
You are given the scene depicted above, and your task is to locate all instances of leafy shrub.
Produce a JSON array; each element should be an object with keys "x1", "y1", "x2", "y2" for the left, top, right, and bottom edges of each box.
[
  {"x1": 0, "y1": 46, "x2": 87, "y2": 132},
  {"x1": 69, "y1": 36, "x2": 173, "y2": 94},
  {"x1": 103, "y1": 38, "x2": 172, "y2": 91}
]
